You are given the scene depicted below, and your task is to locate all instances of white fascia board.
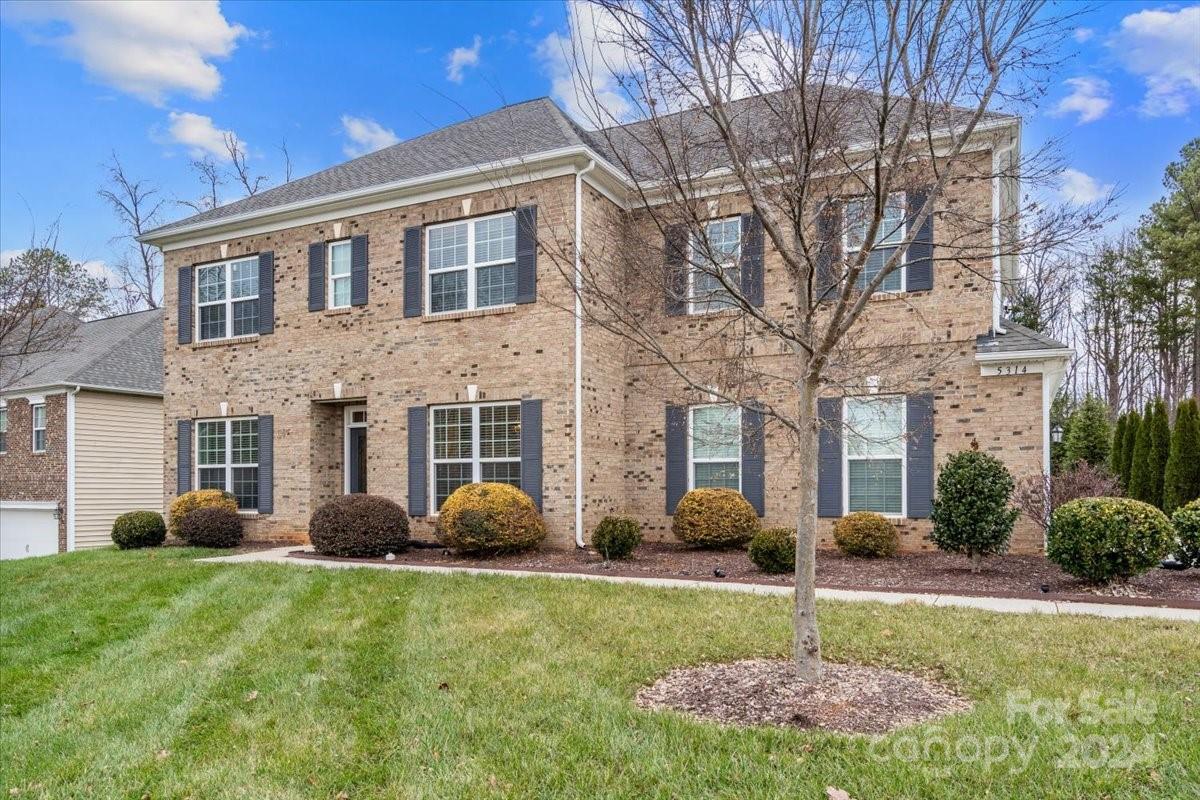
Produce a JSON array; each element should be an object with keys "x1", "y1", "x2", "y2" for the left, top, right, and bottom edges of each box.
[
  {"x1": 975, "y1": 348, "x2": 1073, "y2": 363},
  {"x1": 1, "y1": 383, "x2": 163, "y2": 401}
]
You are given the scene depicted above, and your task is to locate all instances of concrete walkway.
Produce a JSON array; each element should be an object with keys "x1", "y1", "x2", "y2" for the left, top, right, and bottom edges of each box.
[{"x1": 201, "y1": 546, "x2": 1200, "y2": 623}]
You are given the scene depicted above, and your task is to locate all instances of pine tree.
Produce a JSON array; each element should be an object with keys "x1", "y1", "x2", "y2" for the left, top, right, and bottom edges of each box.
[
  {"x1": 1064, "y1": 395, "x2": 1111, "y2": 468},
  {"x1": 1128, "y1": 403, "x2": 1157, "y2": 505},
  {"x1": 1147, "y1": 399, "x2": 1172, "y2": 509},
  {"x1": 1109, "y1": 413, "x2": 1127, "y2": 478},
  {"x1": 1164, "y1": 398, "x2": 1200, "y2": 513},
  {"x1": 1121, "y1": 410, "x2": 1141, "y2": 488}
]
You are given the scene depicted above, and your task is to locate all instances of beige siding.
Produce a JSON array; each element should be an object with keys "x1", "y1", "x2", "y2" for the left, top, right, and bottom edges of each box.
[{"x1": 74, "y1": 391, "x2": 164, "y2": 549}]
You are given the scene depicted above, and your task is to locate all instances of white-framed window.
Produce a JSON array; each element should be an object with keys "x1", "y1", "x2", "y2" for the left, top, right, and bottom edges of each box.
[
  {"x1": 430, "y1": 401, "x2": 521, "y2": 511},
  {"x1": 843, "y1": 395, "x2": 906, "y2": 516},
  {"x1": 0, "y1": 406, "x2": 7, "y2": 453},
  {"x1": 196, "y1": 256, "x2": 259, "y2": 341},
  {"x1": 196, "y1": 417, "x2": 259, "y2": 510},
  {"x1": 689, "y1": 404, "x2": 741, "y2": 490},
  {"x1": 844, "y1": 193, "x2": 906, "y2": 293},
  {"x1": 327, "y1": 240, "x2": 352, "y2": 309},
  {"x1": 689, "y1": 217, "x2": 741, "y2": 314},
  {"x1": 426, "y1": 211, "x2": 517, "y2": 314},
  {"x1": 31, "y1": 403, "x2": 46, "y2": 453}
]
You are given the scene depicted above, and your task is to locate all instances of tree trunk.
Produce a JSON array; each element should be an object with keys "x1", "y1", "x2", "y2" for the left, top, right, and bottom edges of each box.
[{"x1": 793, "y1": 375, "x2": 823, "y2": 681}]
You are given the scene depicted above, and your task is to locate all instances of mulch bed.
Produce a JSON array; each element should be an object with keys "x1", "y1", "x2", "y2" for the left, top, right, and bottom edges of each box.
[
  {"x1": 287, "y1": 541, "x2": 1200, "y2": 609},
  {"x1": 636, "y1": 659, "x2": 972, "y2": 734}
]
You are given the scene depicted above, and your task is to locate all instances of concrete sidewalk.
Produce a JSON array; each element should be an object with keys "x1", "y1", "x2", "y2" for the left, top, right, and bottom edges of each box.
[{"x1": 201, "y1": 546, "x2": 1200, "y2": 623}]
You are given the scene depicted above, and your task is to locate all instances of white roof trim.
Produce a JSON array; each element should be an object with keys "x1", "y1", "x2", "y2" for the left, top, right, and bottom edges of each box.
[
  {"x1": 1, "y1": 382, "x2": 164, "y2": 400},
  {"x1": 975, "y1": 348, "x2": 1073, "y2": 363}
]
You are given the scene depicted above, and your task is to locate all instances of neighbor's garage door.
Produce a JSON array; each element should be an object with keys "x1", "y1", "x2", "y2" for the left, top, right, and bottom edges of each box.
[{"x1": 0, "y1": 502, "x2": 59, "y2": 560}]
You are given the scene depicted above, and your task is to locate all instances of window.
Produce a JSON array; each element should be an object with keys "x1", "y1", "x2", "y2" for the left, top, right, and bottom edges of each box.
[
  {"x1": 196, "y1": 417, "x2": 259, "y2": 510},
  {"x1": 327, "y1": 241, "x2": 352, "y2": 309},
  {"x1": 431, "y1": 402, "x2": 521, "y2": 510},
  {"x1": 690, "y1": 404, "x2": 741, "y2": 490},
  {"x1": 31, "y1": 404, "x2": 46, "y2": 453},
  {"x1": 426, "y1": 212, "x2": 517, "y2": 314},
  {"x1": 844, "y1": 193, "x2": 905, "y2": 293},
  {"x1": 0, "y1": 406, "x2": 7, "y2": 452},
  {"x1": 689, "y1": 217, "x2": 741, "y2": 313},
  {"x1": 844, "y1": 396, "x2": 905, "y2": 516},
  {"x1": 196, "y1": 257, "x2": 259, "y2": 341}
]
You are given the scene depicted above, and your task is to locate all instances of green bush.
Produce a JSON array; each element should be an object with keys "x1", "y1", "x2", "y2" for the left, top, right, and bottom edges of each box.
[
  {"x1": 1164, "y1": 399, "x2": 1200, "y2": 514},
  {"x1": 1064, "y1": 394, "x2": 1111, "y2": 469},
  {"x1": 1129, "y1": 399, "x2": 1170, "y2": 508},
  {"x1": 177, "y1": 506, "x2": 243, "y2": 548},
  {"x1": 592, "y1": 516, "x2": 642, "y2": 560},
  {"x1": 671, "y1": 488, "x2": 759, "y2": 549},
  {"x1": 436, "y1": 483, "x2": 546, "y2": 554},
  {"x1": 929, "y1": 447, "x2": 1019, "y2": 571},
  {"x1": 1119, "y1": 410, "x2": 1141, "y2": 489},
  {"x1": 1108, "y1": 412, "x2": 1127, "y2": 480},
  {"x1": 309, "y1": 494, "x2": 410, "y2": 557},
  {"x1": 1047, "y1": 497, "x2": 1174, "y2": 584},
  {"x1": 833, "y1": 512, "x2": 899, "y2": 558},
  {"x1": 1172, "y1": 498, "x2": 1200, "y2": 569},
  {"x1": 168, "y1": 489, "x2": 238, "y2": 538},
  {"x1": 748, "y1": 527, "x2": 795, "y2": 574},
  {"x1": 110, "y1": 510, "x2": 166, "y2": 550}
]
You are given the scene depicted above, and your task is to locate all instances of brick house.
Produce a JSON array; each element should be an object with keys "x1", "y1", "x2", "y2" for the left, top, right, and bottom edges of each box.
[
  {"x1": 0, "y1": 309, "x2": 164, "y2": 558},
  {"x1": 140, "y1": 96, "x2": 1069, "y2": 554}
]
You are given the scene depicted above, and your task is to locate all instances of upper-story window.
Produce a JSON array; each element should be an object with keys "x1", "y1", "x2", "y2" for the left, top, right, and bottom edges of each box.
[
  {"x1": 197, "y1": 257, "x2": 259, "y2": 341},
  {"x1": 844, "y1": 395, "x2": 905, "y2": 516},
  {"x1": 327, "y1": 240, "x2": 352, "y2": 309},
  {"x1": 689, "y1": 217, "x2": 741, "y2": 314},
  {"x1": 196, "y1": 417, "x2": 259, "y2": 510},
  {"x1": 31, "y1": 403, "x2": 47, "y2": 453},
  {"x1": 430, "y1": 401, "x2": 521, "y2": 511},
  {"x1": 426, "y1": 212, "x2": 516, "y2": 314},
  {"x1": 844, "y1": 193, "x2": 905, "y2": 293},
  {"x1": 0, "y1": 406, "x2": 8, "y2": 453},
  {"x1": 689, "y1": 404, "x2": 741, "y2": 490}
]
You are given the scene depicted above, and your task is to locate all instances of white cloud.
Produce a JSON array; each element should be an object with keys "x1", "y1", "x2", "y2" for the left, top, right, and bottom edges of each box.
[
  {"x1": 446, "y1": 35, "x2": 482, "y2": 83},
  {"x1": 1052, "y1": 77, "x2": 1113, "y2": 124},
  {"x1": 1073, "y1": 27, "x2": 1095, "y2": 43},
  {"x1": 164, "y1": 111, "x2": 240, "y2": 160},
  {"x1": 3, "y1": 0, "x2": 248, "y2": 105},
  {"x1": 537, "y1": 2, "x2": 640, "y2": 124},
  {"x1": 1057, "y1": 168, "x2": 1113, "y2": 205},
  {"x1": 340, "y1": 115, "x2": 399, "y2": 158},
  {"x1": 1110, "y1": 6, "x2": 1200, "y2": 117}
]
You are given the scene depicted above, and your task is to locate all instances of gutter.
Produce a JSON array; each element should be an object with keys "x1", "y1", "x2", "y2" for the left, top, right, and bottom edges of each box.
[
  {"x1": 1, "y1": 382, "x2": 163, "y2": 400},
  {"x1": 991, "y1": 132, "x2": 1019, "y2": 335},
  {"x1": 65, "y1": 385, "x2": 79, "y2": 552},
  {"x1": 573, "y1": 159, "x2": 596, "y2": 548}
]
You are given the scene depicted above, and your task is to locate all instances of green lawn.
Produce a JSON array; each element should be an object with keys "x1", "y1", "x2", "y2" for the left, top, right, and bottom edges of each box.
[{"x1": 1, "y1": 549, "x2": 1197, "y2": 799}]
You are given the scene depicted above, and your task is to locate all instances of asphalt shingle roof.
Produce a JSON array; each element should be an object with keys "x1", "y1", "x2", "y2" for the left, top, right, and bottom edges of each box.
[
  {"x1": 975, "y1": 318, "x2": 1069, "y2": 354},
  {"x1": 1, "y1": 308, "x2": 163, "y2": 395}
]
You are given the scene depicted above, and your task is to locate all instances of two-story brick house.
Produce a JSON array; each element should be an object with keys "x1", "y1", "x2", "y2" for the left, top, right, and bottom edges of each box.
[{"x1": 140, "y1": 96, "x2": 1070, "y2": 553}]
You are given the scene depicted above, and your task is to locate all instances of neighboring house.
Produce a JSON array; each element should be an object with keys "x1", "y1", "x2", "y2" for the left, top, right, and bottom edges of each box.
[
  {"x1": 140, "y1": 96, "x2": 1069, "y2": 554},
  {"x1": 0, "y1": 309, "x2": 164, "y2": 559}
]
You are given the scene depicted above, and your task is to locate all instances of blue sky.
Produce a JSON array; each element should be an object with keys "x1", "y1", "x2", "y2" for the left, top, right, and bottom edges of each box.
[{"x1": 1, "y1": 1, "x2": 1197, "y2": 285}]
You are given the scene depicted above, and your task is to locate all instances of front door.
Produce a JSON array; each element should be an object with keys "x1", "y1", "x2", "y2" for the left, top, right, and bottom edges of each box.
[{"x1": 344, "y1": 406, "x2": 367, "y2": 494}]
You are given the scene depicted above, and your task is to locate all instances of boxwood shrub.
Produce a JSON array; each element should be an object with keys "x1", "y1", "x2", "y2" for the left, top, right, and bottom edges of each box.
[
  {"x1": 672, "y1": 488, "x2": 760, "y2": 549},
  {"x1": 592, "y1": 516, "x2": 642, "y2": 560},
  {"x1": 111, "y1": 510, "x2": 166, "y2": 550},
  {"x1": 1047, "y1": 497, "x2": 1174, "y2": 584},
  {"x1": 177, "y1": 506, "x2": 243, "y2": 548},
  {"x1": 929, "y1": 448, "x2": 1020, "y2": 571},
  {"x1": 833, "y1": 512, "x2": 899, "y2": 558},
  {"x1": 168, "y1": 489, "x2": 237, "y2": 538},
  {"x1": 437, "y1": 483, "x2": 546, "y2": 554},
  {"x1": 1172, "y1": 498, "x2": 1200, "y2": 569},
  {"x1": 309, "y1": 494, "x2": 410, "y2": 557},
  {"x1": 748, "y1": 527, "x2": 795, "y2": 574}
]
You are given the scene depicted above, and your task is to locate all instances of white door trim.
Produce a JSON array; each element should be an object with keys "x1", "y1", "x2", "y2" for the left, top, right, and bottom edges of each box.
[{"x1": 343, "y1": 405, "x2": 367, "y2": 494}]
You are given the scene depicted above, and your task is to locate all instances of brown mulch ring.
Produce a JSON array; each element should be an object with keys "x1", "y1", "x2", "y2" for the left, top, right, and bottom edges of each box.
[
  {"x1": 636, "y1": 659, "x2": 972, "y2": 735},
  {"x1": 288, "y1": 541, "x2": 1200, "y2": 609}
]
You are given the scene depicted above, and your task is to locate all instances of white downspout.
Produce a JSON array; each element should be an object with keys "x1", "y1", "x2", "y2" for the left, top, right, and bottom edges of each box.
[
  {"x1": 65, "y1": 385, "x2": 80, "y2": 552},
  {"x1": 574, "y1": 159, "x2": 596, "y2": 548},
  {"x1": 991, "y1": 135, "x2": 1017, "y2": 336}
]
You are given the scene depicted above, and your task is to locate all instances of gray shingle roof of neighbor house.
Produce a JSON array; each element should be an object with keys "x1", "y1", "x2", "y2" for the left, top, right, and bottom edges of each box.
[
  {"x1": 1, "y1": 308, "x2": 164, "y2": 395},
  {"x1": 975, "y1": 318, "x2": 1070, "y2": 354}
]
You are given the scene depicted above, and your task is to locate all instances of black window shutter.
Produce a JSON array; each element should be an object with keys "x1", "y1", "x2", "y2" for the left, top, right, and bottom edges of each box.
[
  {"x1": 177, "y1": 419, "x2": 192, "y2": 494},
  {"x1": 308, "y1": 242, "x2": 325, "y2": 311},
  {"x1": 741, "y1": 406, "x2": 766, "y2": 516},
  {"x1": 817, "y1": 397, "x2": 843, "y2": 517},
  {"x1": 257, "y1": 414, "x2": 274, "y2": 514},
  {"x1": 905, "y1": 189, "x2": 934, "y2": 292},
  {"x1": 665, "y1": 404, "x2": 688, "y2": 513},
  {"x1": 404, "y1": 226, "x2": 423, "y2": 318},
  {"x1": 177, "y1": 266, "x2": 193, "y2": 344},
  {"x1": 520, "y1": 399, "x2": 543, "y2": 510},
  {"x1": 515, "y1": 206, "x2": 538, "y2": 305},
  {"x1": 664, "y1": 224, "x2": 688, "y2": 316},
  {"x1": 740, "y1": 212, "x2": 765, "y2": 307},
  {"x1": 815, "y1": 204, "x2": 841, "y2": 301},
  {"x1": 350, "y1": 235, "x2": 369, "y2": 306},
  {"x1": 906, "y1": 393, "x2": 935, "y2": 518},
  {"x1": 407, "y1": 406, "x2": 428, "y2": 515},
  {"x1": 257, "y1": 252, "x2": 274, "y2": 334}
]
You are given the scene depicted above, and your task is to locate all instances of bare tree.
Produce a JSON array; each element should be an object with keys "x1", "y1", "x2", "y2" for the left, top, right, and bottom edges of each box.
[
  {"x1": 279, "y1": 138, "x2": 294, "y2": 183},
  {"x1": 224, "y1": 132, "x2": 268, "y2": 196},
  {"x1": 180, "y1": 156, "x2": 225, "y2": 214},
  {"x1": 530, "y1": 0, "x2": 1101, "y2": 679},
  {"x1": 98, "y1": 153, "x2": 165, "y2": 309}
]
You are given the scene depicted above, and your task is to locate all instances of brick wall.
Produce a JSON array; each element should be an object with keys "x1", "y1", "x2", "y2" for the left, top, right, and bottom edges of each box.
[{"x1": 0, "y1": 394, "x2": 68, "y2": 552}]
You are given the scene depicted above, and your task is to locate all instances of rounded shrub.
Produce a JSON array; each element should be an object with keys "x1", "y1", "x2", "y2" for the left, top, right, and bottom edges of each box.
[
  {"x1": 748, "y1": 527, "x2": 795, "y2": 574},
  {"x1": 1047, "y1": 497, "x2": 1174, "y2": 584},
  {"x1": 309, "y1": 494, "x2": 410, "y2": 557},
  {"x1": 111, "y1": 510, "x2": 166, "y2": 550},
  {"x1": 1171, "y1": 498, "x2": 1200, "y2": 569},
  {"x1": 929, "y1": 448, "x2": 1020, "y2": 572},
  {"x1": 592, "y1": 516, "x2": 642, "y2": 560},
  {"x1": 177, "y1": 506, "x2": 244, "y2": 548},
  {"x1": 169, "y1": 489, "x2": 237, "y2": 538},
  {"x1": 437, "y1": 483, "x2": 546, "y2": 554},
  {"x1": 833, "y1": 512, "x2": 899, "y2": 558},
  {"x1": 672, "y1": 488, "x2": 759, "y2": 549}
]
